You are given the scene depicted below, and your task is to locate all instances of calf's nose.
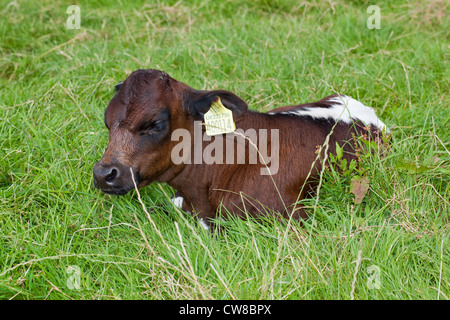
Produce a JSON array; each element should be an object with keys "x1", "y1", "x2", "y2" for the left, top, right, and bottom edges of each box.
[{"x1": 93, "y1": 164, "x2": 122, "y2": 189}]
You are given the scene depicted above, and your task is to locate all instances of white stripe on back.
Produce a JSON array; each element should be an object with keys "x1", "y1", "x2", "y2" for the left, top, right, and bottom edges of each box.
[{"x1": 271, "y1": 95, "x2": 389, "y2": 133}]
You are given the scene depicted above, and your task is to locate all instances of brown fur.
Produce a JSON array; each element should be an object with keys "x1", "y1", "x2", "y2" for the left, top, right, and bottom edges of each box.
[{"x1": 93, "y1": 69, "x2": 384, "y2": 225}]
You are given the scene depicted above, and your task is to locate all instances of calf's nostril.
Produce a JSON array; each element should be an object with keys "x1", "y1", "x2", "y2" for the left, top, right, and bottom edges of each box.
[{"x1": 105, "y1": 168, "x2": 118, "y2": 183}]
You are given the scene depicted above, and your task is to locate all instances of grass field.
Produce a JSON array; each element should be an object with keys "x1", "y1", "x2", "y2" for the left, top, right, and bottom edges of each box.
[{"x1": 0, "y1": 0, "x2": 448, "y2": 300}]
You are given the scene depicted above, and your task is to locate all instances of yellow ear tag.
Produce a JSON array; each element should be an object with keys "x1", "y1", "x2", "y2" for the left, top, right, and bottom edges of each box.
[{"x1": 204, "y1": 97, "x2": 236, "y2": 136}]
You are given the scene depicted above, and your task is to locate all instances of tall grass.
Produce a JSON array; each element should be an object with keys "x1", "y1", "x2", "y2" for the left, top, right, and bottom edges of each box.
[{"x1": 0, "y1": 0, "x2": 448, "y2": 299}]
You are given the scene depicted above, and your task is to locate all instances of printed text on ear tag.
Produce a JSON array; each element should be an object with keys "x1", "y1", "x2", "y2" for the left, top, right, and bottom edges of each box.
[{"x1": 204, "y1": 97, "x2": 236, "y2": 136}]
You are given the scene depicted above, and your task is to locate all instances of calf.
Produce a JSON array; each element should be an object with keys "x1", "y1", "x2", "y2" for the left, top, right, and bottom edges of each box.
[{"x1": 93, "y1": 69, "x2": 389, "y2": 227}]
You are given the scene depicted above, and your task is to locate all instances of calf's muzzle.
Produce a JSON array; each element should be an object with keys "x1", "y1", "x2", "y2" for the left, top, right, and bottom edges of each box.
[{"x1": 93, "y1": 161, "x2": 137, "y2": 195}]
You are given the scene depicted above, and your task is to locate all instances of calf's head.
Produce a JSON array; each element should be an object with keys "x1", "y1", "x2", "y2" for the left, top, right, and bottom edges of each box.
[{"x1": 93, "y1": 69, "x2": 248, "y2": 195}]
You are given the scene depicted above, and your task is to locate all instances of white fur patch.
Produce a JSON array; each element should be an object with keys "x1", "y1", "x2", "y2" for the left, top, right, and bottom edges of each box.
[
  {"x1": 171, "y1": 195, "x2": 184, "y2": 209},
  {"x1": 273, "y1": 95, "x2": 389, "y2": 133},
  {"x1": 171, "y1": 195, "x2": 192, "y2": 215},
  {"x1": 199, "y1": 219, "x2": 210, "y2": 230},
  {"x1": 171, "y1": 195, "x2": 209, "y2": 229}
]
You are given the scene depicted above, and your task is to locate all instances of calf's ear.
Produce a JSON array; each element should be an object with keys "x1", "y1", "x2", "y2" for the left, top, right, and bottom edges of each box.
[
  {"x1": 184, "y1": 90, "x2": 248, "y2": 121},
  {"x1": 115, "y1": 82, "x2": 123, "y2": 92}
]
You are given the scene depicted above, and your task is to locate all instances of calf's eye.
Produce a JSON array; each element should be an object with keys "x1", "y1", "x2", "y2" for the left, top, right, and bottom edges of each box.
[
  {"x1": 140, "y1": 120, "x2": 166, "y2": 136},
  {"x1": 151, "y1": 121, "x2": 165, "y2": 132}
]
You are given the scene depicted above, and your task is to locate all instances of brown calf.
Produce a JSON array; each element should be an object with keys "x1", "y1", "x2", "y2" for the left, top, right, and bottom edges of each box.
[{"x1": 93, "y1": 69, "x2": 389, "y2": 227}]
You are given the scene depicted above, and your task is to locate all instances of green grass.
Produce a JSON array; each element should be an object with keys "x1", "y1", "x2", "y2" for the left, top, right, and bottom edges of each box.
[{"x1": 0, "y1": 0, "x2": 448, "y2": 300}]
